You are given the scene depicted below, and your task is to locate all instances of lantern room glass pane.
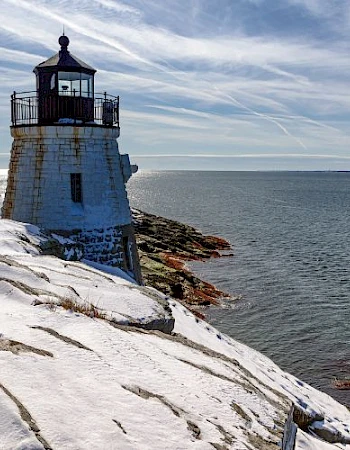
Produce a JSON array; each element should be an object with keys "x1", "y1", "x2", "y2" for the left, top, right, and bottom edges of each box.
[
  {"x1": 58, "y1": 72, "x2": 81, "y2": 96},
  {"x1": 50, "y1": 74, "x2": 56, "y2": 90},
  {"x1": 81, "y1": 73, "x2": 93, "y2": 98}
]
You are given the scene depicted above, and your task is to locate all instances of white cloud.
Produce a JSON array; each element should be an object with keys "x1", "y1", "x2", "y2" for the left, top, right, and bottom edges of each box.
[
  {"x1": 286, "y1": 0, "x2": 339, "y2": 17},
  {"x1": 94, "y1": 0, "x2": 140, "y2": 15}
]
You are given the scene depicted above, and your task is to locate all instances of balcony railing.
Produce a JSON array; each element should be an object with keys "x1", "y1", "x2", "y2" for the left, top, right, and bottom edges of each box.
[{"x1": 11, "y1": 91, "x2": 119, "y2": 127}]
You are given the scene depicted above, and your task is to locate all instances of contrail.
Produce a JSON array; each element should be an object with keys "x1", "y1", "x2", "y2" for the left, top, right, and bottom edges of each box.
[
  {"x1": 216, "y1": 89, "x2": 308, "y2": 150},
  {"x1": 145, "y1": 56, "x2": 311, "y2": 151}
]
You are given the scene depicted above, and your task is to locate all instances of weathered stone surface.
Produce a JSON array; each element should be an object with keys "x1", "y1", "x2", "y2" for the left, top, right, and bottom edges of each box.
[
  {"x1": 38, "y1": 224, "x2": 142, "y2": 283},
  {"x1": 292, "y1": 404, "x2": 324, "y2": 431},
  {"x1": 2, "y1": 125, "x2": 131, "y2": 231},
  {"x1": 71, "y1": 226, "x2": 124, "y2": 265},
  {"x1": 291, "y1": 404, "x2": 350, "y2": 447},
  {"x1": 40, "y1": 236, "x2": 84, "y2": 261},
  {"x1": 310, "y1": 422, "x2": 350, "y2": 444},
  {"x1": 126, "y1": 317, "x2": 175, "y2": 334}
]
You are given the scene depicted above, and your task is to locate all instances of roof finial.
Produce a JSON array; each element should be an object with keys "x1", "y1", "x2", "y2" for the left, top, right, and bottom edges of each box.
[
  {"x1": 58, "y1": 33, "x2": 69, "y2": 52},
  {"x1": 62, "y1": 24, "x2": 65, "y2": 36}
]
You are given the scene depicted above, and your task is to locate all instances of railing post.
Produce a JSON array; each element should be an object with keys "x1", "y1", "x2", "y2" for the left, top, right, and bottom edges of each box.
[
  {"x1": 117, "y1": 96, "x2": 119, "y2": 127},
  {"x1": 11, "y1": 91, "x2": 16, "y2": 126},
  {"x1": 73, "y1": 89, "x2": 76, "y2": 123}
]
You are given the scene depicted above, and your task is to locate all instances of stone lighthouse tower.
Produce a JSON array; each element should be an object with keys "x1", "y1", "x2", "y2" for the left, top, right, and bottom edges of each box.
[{"x1": 2, "y1": 35, "x2": 142, "y2": 283}]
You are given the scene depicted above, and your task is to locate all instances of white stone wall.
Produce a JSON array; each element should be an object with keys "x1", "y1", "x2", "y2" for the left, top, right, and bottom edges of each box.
[{"x1": 3, "y1": 126, "x2": 133, "y2": 231}]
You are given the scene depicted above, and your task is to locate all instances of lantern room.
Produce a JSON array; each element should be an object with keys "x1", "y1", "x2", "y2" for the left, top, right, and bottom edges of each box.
[
  {"x1": 11, "y1": 35, "x2": 119, "y2": 127},
  {"x1": 33, "y1": 35, "x2": 95, "y2": 124}
]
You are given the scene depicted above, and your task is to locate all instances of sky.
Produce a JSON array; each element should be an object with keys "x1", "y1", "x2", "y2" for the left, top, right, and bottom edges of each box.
[{"x1": 0, "y1": 0, "x2": 349, "y2": 171}]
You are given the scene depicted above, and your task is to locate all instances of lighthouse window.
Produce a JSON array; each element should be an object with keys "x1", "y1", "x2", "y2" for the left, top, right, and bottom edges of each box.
[
  {"x1": 58, "y1": 72, "x2": 93, "y2": 98},
  {"x1": 81, "y1": 73, "x2": 93, "y2": 98},
  {"x1": 70, "y1": 173, "x2": 83, "y2": 203},
  {"x1": 58, "y1": 72, "x2": 81, "y2": 96}
]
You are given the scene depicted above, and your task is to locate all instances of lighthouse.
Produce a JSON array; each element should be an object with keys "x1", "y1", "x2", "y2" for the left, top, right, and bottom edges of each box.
[{"x1": 2, "y1": 35, "x2": 142, "y2": 283}]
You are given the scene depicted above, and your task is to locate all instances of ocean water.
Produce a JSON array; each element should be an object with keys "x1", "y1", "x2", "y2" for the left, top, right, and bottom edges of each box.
[{"x1": 126, "y1": 171, "x2": 350, "y2": 407}]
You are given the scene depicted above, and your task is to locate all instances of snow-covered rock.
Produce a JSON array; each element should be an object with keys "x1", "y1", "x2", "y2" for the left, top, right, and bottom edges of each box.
[{"x1": 0, "y1": 219, "x2": 349, "y2": 450}]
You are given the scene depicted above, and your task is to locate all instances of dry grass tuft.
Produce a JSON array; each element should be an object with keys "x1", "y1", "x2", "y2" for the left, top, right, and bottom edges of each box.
[
  {"x1": 46, "y1": 296, "x2": 106, "y2": 319},
  {"x1": 60, "y1": 297, "x2": 106, "y2": 319}
]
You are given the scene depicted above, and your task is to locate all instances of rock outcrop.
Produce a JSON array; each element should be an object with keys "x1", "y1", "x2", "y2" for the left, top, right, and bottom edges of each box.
[{"x1": 133, "y1": 209, "x2": 233, "y2": 314}]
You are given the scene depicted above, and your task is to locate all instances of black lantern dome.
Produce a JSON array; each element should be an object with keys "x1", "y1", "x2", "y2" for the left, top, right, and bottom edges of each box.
[{"x1": 33, "y1": 35, "x2": 96, "y2": 124}]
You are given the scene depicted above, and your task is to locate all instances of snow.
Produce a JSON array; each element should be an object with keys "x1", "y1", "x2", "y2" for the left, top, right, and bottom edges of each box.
[
  {"x1": 296, "y1": 430, "x2": 342, "y2": 450},
  {"x1": 0, "y1": 218, "x2": 349, "y2": 450}
]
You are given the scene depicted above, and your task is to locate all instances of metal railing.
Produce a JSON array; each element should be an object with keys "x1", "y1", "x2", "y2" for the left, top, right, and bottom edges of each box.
[
  {"x1": 94, "y1": 94, "x2": 119, "y2": 127},
  {"x1": 11, "y1": 91, "x2": 119, "y2": 127},
  {"x1": 11, "y1": 91, "x2": 38, "y2": 126}
]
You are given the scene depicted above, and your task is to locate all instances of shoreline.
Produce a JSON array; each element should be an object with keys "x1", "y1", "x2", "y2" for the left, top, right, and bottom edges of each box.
[{"x1": 133, "y1": 208, "x2": 233, "y2": 317}]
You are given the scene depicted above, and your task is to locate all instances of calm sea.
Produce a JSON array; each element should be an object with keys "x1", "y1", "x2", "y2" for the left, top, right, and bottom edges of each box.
[
  {"x1": 0, "y1": 170, "x2": 349, "y2": 406},
  {"x1": 126, "y1": 171, "x2": 350, "y2": 407}
]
